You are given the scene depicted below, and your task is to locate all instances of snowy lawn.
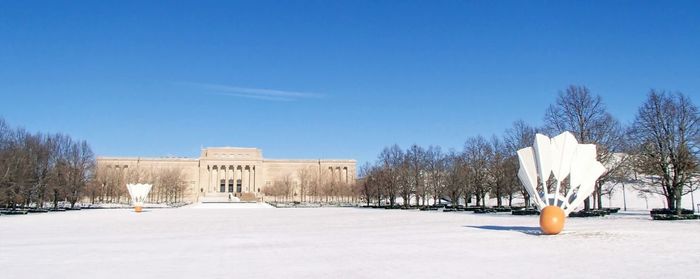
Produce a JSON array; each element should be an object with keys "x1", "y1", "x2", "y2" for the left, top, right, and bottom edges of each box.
[{"x1": 1, "y1": 206, "x2": 698, "y2": 278}]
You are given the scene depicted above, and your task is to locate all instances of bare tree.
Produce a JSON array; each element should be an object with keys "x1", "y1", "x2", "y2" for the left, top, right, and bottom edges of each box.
[
  {"x1": 92, "y1": 164, "x2": 122, "y2": 203},
  {"x1": 298, "y1": 166, "x2": 315, "y2": 202},
  {"x1": 502, "y1": 155, "x2": 521, "y2": 207},
  {"x1": 373, "y1": 167, "x2": 389, "y2": 206},
  {"x1": 406, "y1": 144, "x2": 427, "y2": 206},
  {"x1": 154, "y1": 167, "x2": 186, "y2": 203},
  {"x1": 444, "y1": 150, "x2": 466, "y2": 207},
  {"x1": 629, "y1": 91, "x2": 699, "y2": 212},
  {"x1": 464, "y1": 136, "x2": 493, "y2": 207},
  {"x1": 425, "y1": 146, "x2": 446, "y2": 205},
  {"x1": 378, "y1": 145, "x2": 403, "y2": 207},
  {"x1": 397, "y1": 151, "x2": 412, "y2": 207},
  {"x1": 63, "y1": 140, "x2": 95, "y2": 208},
  {"x1": 489, "y1": 136, "x2": 513, "y2": 207},
  {"x1": 1, "y1": 128, "x2": 34, "y2": 208},
  {"x1": 265, "y1": 175, "x2": 294, "y2": 202},
  {"x1": 504, "y1": 120, "x2": 536, "y2": 207},
  {"x1": 357, "y1": 163, "x2": 373, "y2": 206},
  {"x1": 544, "y1": 85, "x2": 626, "y2": 210}
]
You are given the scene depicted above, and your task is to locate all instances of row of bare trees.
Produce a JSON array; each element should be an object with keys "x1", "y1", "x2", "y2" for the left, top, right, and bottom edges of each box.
[
  {"x1": 263, "y1": 167, "x2": 358, "y2": 203},
  {"x1": 88, "y1": 165, "x2": 188, "y2": 204},
  {"x1": 546, "y1": 88, "x2": 699, "y2": 212},
  {"x1": 0, "y1": 118, "x2": 95, "y2": 209},
  {"x1": 0, "y1": 118, "x2": 189, "y2": 208},
  {"x1": 358, "y1": 87, "x2": 699, "y2": 212},
  {"x1": 358, "y1": 135, "x2": 527, "y2": 208}
]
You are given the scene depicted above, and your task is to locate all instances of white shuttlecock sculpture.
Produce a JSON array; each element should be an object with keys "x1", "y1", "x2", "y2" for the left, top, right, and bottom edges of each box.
[
  {"x1": 516, "y1": 131, "x2": 606, "y2": 234},
  {"x1": 126, "y1": 183, "x2": 152, "y2": 213}
]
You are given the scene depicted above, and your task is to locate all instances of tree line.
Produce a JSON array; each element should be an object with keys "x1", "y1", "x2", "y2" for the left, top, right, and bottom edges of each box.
[
  {"x1": 89, "y1": 165, "x2": 188, "y2": 205},
  {"x1": 263, "y1": 166, "x2": 359, "y2": 203},
  {"x1": 2, "y1": 88, "x2": 697, "y2": 211},
  {"x1": 0, "y1": 118, "x2": 95, "y2": 209},
  {"x1": 1, "y1": 118, "x2": 191, "y2": 209},
  {"x1": 358, "y1": 88, "x2": 699, "y2": 212}
]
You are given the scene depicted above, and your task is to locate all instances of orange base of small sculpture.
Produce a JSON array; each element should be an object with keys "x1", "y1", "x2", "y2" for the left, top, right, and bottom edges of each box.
[
  {"x1": 134, "y1": 206, "x2": 142, "y2": 213},
  {"x1": 539, "y1": 206, "x2": 565, "y2": 235}
]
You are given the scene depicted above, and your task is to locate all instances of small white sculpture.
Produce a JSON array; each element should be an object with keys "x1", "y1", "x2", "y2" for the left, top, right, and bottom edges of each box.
[
  {"x1": 516, "y1": 131, "x2": 606, "y2": 234},
  {"x1": 126, "y1": 183, "x2": 152, "y2": 213}
]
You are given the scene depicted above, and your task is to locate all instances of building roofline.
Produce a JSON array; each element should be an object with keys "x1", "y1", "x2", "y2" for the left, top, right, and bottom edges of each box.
[
  {"x1": 263, "y1": 159, "x2": 357, "y2": 163},
  {"x1": 98, "y1": 156, "x2": 355, "y2": 162},
  {"x1": 97, "y1": 156, "x2": 198, "y2": 161},
  {"x1": 202, "y1": 147, "x2": 260, "y2": 150}
]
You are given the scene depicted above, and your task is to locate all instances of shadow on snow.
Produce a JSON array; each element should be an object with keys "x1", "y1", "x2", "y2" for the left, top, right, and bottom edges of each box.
[{"x1": 465, "y1": 225, "x2": 542, "y2": 236}]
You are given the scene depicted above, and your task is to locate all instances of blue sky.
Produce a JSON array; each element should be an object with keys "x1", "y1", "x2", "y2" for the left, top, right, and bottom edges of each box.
[{"x1": 1, "y1": 1, "x2": 698, "y2": 165}]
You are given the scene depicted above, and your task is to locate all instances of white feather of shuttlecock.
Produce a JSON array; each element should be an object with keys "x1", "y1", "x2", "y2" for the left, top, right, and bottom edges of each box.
[
  {"x1": 126, "y1": 183, "x2": 152, "y2": 207},
  {"x1": 516, "y1": 131, "x2": 606, "y2": 214}
]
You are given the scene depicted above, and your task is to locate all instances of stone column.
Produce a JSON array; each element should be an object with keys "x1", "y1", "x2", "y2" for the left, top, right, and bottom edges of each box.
[
  {"x1": 219, "y1": 166, "x2": 225, "y2": 192},
  {"x1": 211, "y1": 167, "x2": 216, "y2": 193},
  {"x1": 252, "y1": 166, "x2": 257, "y2": 193},
  {"x1": 211, "y1": 166, "x2": 214, "y2": 192},
  {"x1": 342, "y1": 167, "x2": 346, "y2": 183},
  {"x1": 223, "y1": 166, "x2": 228, "y2": 192},
  {"x1": 238, "y1": 165, "x2": 243, "y2": 192},
  {"x1": 224, "y1": 165, "x2": 229, "y2": 192},
  {"x1": 231, "y1": 166, "x2": 236, "y2": 192},
  {"x1": 245, "y1": 166, "x2": 255, "y2": 193},
  {"x1": 215, "y1": 167, "x2": 221, "y2": 192},
  {"x1": 231, "y1": 164, "x2": 238, "y2": 193},
  {"x1": 214, "y1": 166, "x2": 219, "y2": 192},
  {"x1": 242, "y1": 166, "x2": 249, "y2": 193},
  {"x1": 232, "y1": 166, "x2": 238, "y2": 192},
  {"x1": 209, "y1": 166, "x2": 217, "y2": 193}
]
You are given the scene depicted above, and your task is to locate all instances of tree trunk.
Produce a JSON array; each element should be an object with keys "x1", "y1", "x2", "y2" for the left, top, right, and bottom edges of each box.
[
  {"x1": 434, "y1": 189, "x2": 439, "y2": 205},
  {"x1": 675, "y1": 187, "x2": 683, "y2": 214},
  {"x1": 496, "y1": 188, "x2": 502, "y2": 207},
  {"x1": 53, "y1": 190, "x2": 59, "y2": 209},
  {"x1": 523, "y1": 192, "x2": 530, "y2": 208},
  {"x1": 596, "y1": 182, "x2": 603, "y2": 209},
  {"x1": 666, "y1": 194, "x2": 674, "y2": 211},
  {"x1": 508, "y1": 193, "x2": 513, "y2": 207}
]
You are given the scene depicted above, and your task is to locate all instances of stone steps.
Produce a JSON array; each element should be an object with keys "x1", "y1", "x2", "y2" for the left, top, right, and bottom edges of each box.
[{"x1": 200, "y1": 193, "x2": 240, "y2": 203}]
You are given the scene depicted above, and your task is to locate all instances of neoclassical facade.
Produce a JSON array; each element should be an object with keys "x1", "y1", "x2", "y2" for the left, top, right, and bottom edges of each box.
[{"x1": 97, "y1": 147, "x2": 356, "y2": 202}]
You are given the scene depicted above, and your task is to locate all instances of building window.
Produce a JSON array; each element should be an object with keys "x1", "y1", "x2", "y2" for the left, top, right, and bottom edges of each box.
[
  {"x1": 228, "y1": 179, "x2": 234, "y2": 192},
  {"x1": 237, "y1": 179, "x2": 242, "y2": 193},
  {"x1": 220, "y1": 179, "x2": 225, "y2": 192}
]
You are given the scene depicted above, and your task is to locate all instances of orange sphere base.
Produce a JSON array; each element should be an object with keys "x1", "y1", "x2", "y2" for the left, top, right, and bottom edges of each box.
[
  {"x1": 134, "y1": 206, "x2": 142, "y2": 213},
  {"x1": 539, "y1": 206, "x2": 565, "y2": 235}
]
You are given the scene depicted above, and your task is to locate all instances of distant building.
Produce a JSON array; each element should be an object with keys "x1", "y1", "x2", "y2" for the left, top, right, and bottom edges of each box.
[{"x1": 97, "y1": 147, "x2": 356, "y2": 202}]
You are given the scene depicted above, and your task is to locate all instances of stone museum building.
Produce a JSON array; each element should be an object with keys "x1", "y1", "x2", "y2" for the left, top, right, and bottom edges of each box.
[{"x1": 97, "y1": 147, "x2": 356, "y2": 202}]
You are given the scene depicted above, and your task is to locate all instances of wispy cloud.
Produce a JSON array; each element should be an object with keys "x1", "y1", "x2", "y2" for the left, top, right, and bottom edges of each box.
[{"x1": 178, "y1": 82, "x2": 324, "y2": 102}]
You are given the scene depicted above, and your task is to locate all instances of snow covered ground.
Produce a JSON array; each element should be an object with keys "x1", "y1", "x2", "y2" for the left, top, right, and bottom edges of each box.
[{"x1": 1, "y1": 206, "x2": 698, "y2": 279}]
